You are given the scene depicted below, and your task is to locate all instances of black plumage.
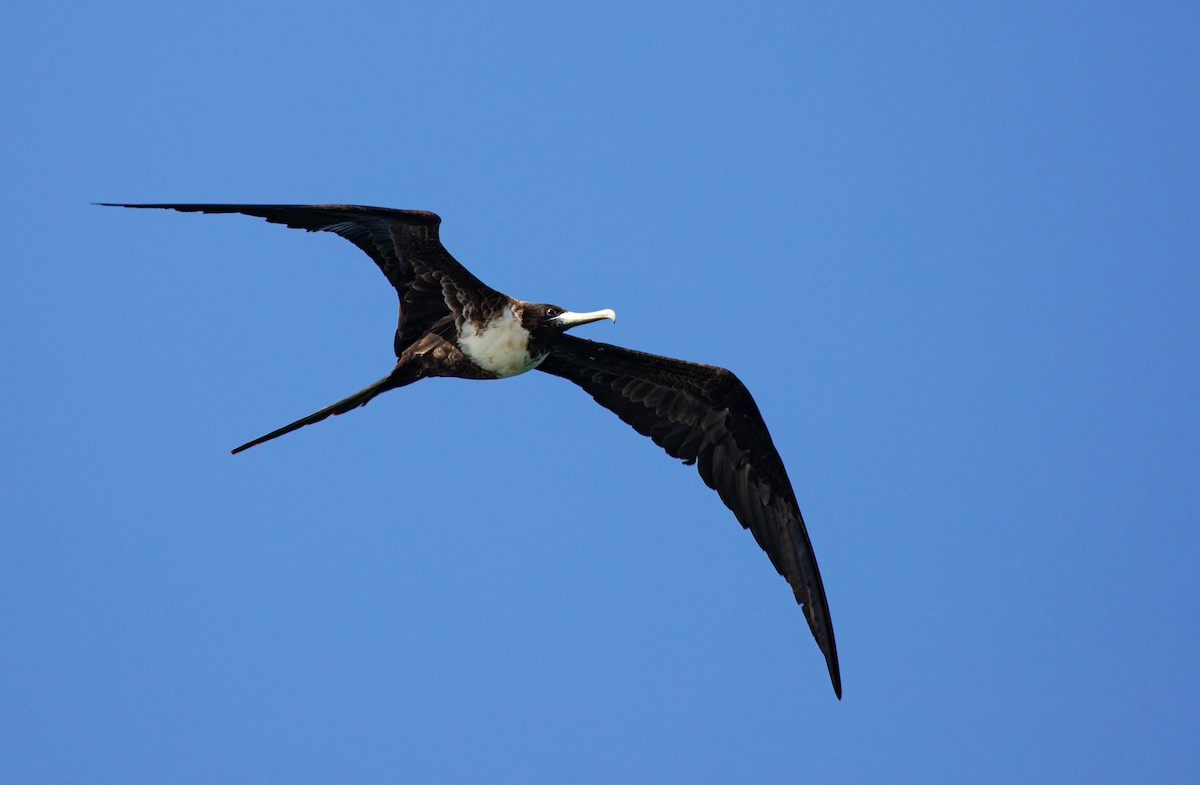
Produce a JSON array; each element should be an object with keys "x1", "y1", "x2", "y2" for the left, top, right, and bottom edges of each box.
[{"x1": 102, "y1": 203, "x2": 842, "y2": 698}]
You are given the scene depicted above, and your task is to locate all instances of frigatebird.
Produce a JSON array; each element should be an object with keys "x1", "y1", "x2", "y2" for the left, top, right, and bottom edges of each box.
[{"x1": 102, "y1": 203, "x2": 842, "y2": 698}]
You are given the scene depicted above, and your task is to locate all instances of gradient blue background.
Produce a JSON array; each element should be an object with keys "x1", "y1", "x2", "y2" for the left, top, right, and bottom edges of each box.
[{"x1": 3, "y1": 2, "x2": 1197, "y2": 782}]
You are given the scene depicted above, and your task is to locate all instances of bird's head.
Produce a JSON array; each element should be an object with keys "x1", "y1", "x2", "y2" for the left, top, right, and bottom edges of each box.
[
  {"x1": 523, "y1": 302, "x2": 617, "y2": 334},
  {"x1": 520, "y1": 302, "x2": 616, "y2": 358}
]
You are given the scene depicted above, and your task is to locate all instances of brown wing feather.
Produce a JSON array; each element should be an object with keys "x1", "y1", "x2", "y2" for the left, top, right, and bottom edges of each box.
[
  {"x1": 98, "y1": 203, "x2": 507, "y2": 356},
  {"x1": 539, "y1": 334, "x2": 841, "y2": 698}
]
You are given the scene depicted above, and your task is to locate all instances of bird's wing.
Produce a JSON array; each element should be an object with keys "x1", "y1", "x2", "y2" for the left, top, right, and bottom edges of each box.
[
  {"x1": 538, "y1": 334, "x2": 841, "y2": 697},
  {"x1": 99, "y1": 203, "x2": 505, "y2": 355}
]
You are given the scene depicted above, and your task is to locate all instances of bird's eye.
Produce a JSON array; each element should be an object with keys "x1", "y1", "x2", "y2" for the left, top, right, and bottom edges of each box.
[{"x1": 546, "y1": 307, "x2": 561, "y2": 318}]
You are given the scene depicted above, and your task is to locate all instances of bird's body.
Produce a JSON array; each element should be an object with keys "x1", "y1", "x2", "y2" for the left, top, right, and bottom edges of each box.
[
  {"x1": 103, "y1": 202, "x2": 842, "y2": 698},
  {"x1": 456, "y1": 303, "x2": 558, "y2": 377}
]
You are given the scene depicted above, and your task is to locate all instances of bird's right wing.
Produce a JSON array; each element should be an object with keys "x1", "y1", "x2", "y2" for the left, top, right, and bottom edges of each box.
[
  {"x1": 98, "y1": 203, "x2": 506, "y2": 354},
  {"x1": 538, "y1": 334, "x2": 841, "y2": 698}
]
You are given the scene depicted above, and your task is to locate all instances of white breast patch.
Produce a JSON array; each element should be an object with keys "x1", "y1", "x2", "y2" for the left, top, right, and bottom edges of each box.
[{"x1": 457, "y1": 305, "x2": 546, "y2": 377}]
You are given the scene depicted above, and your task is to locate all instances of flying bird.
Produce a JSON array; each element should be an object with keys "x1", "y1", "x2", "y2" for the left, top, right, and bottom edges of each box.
[{"x1": 102, "y1": 203, "x2": 842, "y2": 698}]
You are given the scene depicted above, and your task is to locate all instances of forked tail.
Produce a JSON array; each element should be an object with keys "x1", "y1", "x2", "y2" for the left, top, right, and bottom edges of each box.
[{"x1": 231, "y1": 371, "x2": 412, "y2": 454}]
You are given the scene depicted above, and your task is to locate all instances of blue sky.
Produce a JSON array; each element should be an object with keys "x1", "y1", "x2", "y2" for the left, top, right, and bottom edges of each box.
[{"x1": 3, "y1": 2, "x2": 1197, "y2": 782}]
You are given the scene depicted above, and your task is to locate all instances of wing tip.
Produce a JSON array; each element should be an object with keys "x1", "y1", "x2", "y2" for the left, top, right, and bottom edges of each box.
[
  {"x1": 94, "y1": 202, "x2": 443, "y2": 226},
  {"x1": 819, "y1": 621, "x2": 842, "y2": 700},
  {"x1": 93, "y1": 202, "x2": 200, "y2": 212}
]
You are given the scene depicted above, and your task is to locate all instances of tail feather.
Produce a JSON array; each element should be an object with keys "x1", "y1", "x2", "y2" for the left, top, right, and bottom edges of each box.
[{"x1": 231, "y1": 372, "x2": 407, "y2": 454}]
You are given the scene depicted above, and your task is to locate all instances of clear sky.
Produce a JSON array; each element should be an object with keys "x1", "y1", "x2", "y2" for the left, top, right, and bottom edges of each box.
[{"x1": 3, "y1": 2, "x2": 1197, "y2": 783}]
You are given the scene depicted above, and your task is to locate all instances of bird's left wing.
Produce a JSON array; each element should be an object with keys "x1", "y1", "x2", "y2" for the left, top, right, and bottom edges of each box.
[{"x1": 538, "y1": 334, "x2": 841, "y2": 698}]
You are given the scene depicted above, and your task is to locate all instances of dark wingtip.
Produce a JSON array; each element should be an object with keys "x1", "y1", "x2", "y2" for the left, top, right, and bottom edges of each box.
[
  {"x1": 827, "y1": 646, "x2": 843, "y2": 700},
  {"x1": 94, "y1": 203, "x2": 168, "y2": 209},
  {"x1": 93, "y1": 202, "x2": 178, "y2": 209},
  {"x1": 827, "y1": 648, "x2": 842, "y2": 699}
]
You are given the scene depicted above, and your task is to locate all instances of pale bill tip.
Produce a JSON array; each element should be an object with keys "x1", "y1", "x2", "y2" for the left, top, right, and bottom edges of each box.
[{"x1": 555, "y1": 308, "x2": 617, "y2": 328}]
